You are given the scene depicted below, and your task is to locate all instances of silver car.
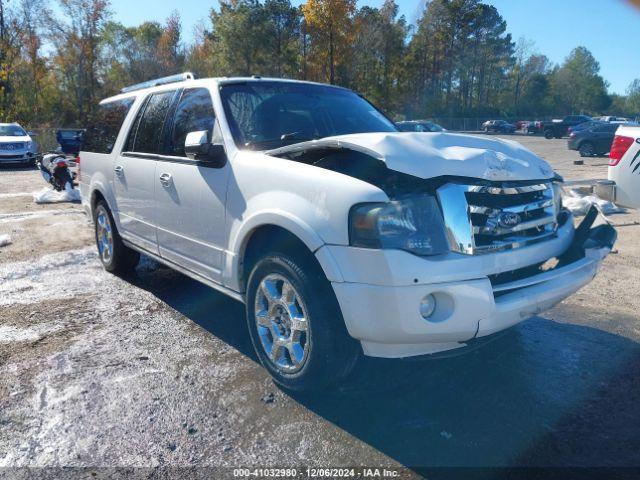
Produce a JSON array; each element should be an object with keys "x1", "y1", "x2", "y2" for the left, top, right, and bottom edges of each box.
[{"x1": 0, "y1": 123, "x2": 38, "y2": 166}]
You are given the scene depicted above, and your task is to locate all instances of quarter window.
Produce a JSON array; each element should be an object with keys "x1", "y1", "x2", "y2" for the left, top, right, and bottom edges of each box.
[
  {"x1": 168, "y1": 88, "x2": 215, "y2": 157},
  {"x1": 83, "y1": 98, "x2": 134, "y2": 154}
]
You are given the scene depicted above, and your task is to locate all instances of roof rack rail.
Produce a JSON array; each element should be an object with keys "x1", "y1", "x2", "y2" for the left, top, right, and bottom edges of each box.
[{"x1": 120, "y1": 72, "x2": 195, "y2": 94}]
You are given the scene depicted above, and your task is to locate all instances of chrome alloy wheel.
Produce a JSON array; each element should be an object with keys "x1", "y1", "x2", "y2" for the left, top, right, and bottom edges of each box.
[
  {"x1": 96, "y1": 210, "x2": 114, "y2": 264},
  {"x1": 255, "y1": 274, "x2": 309, "y2": 373}
]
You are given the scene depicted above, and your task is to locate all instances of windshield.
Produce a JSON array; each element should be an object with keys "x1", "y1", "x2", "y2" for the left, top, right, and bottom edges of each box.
[
  {"x1": 0, "y1": 125, "x2": 27, "y2": 137},
  {"x1": 219, "y1": 81, "x2": 397, "y2": 150}
]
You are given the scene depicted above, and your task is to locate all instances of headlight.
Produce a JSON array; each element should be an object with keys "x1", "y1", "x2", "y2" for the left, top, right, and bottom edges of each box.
[
  {"x1": 349, "y1": 195, "x2": 449, "y2": 256},
  {"x1": 552, "y1": 180, "x2": 563, "y2": 216}
]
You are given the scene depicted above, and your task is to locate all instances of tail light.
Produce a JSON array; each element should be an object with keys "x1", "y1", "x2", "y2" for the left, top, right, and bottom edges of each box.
[
  {"x1": 609, "y1": 135, "x2": 634, "y2": 166},
  {"x1": 56, "y1": 160, "x2": 67, "y2": 167},
  {"x1": 76, "y1": 155, "x2": 81, "y2": 181}
]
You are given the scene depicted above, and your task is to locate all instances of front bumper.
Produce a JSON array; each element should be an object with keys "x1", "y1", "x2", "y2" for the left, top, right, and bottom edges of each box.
[
  {"x1": 0, "y1": 151, "x2": 35, "y2": 165},
  {"x1": 322, "y1": 207, "x2": 616, "y2": 358}
]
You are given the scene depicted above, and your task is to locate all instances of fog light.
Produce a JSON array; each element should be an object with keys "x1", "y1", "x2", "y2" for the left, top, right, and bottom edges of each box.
[{"x1": 420, "y1": 294, "x2": 436, "y2": 319}]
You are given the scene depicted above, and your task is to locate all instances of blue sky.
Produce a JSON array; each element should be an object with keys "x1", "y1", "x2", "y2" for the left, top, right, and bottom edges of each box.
[{"x1": 107, "y1": 0, "x2": 640, "y2": 94}]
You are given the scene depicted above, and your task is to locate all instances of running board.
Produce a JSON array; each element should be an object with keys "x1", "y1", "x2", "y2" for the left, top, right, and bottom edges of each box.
[{"x1": 122, "y1": 239, "x2": 245, "y2": 304}]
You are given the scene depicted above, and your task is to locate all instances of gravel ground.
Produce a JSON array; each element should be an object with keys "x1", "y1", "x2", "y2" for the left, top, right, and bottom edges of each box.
[{"x1": 1, "y1": 136, "x2": 639, "y2": 477}]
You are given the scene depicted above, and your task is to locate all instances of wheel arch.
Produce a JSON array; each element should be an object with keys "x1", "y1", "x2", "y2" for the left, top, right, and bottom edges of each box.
[
  {"x1": 90, "y1": 188, "x2": 107, "y2": 215},
  {"x1": 232, "y1": 220, "x2": 343, "y2": 294}
]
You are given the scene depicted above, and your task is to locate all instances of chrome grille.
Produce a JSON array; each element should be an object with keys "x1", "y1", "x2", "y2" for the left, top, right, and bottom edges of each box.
[
  {"x1": 0, "y1": 142, "x2": 26, "y2": 150},
  {"x1": 437, "y1": 182, "x2": 559, "y2": 254}
]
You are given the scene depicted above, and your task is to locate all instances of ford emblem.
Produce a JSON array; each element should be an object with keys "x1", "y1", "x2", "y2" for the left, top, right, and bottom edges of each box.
[{"x1": 498, "y1": 212, "x2": 521, "y2": 228}]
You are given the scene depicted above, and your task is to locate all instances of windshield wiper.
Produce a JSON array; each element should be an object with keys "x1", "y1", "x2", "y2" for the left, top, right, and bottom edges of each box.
[{"x1": 244, "y1": 132, "x2": 318, "y2": 150}]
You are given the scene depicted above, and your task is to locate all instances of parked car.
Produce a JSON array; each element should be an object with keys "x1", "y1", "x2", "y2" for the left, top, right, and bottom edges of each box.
[
  {"x1": 527, "y1": 121, "x2": 543, "y2": 134},
  {"x1": 568, "y1": 123, "x2": 619, "y2": 157},
  {"x1": 56, "y1": 128, "x2": 85, "y2": 155},
  {"x1": 0, "y1": 123, "x2": 38, "y2": 167},
  {"x1": 80, "y1": 73, "x2": 616, "y2": 391},
  {"x1": 597, "y1": 124, "x2": 640, "y2": 209},
  {"x1": 541, "y1": 115, "x2": 593, "y2": 139},
  {"x1": 596, "y1": 116, "x2": 629, "y2": 124},
  {"x1": 396, "y1": 120, "x2": 445, "y2": 132},
  {"x1": 567, "y1": 120, "x2": 606, "y2": 135},
  {"x1": 481, "y1": 119, "x2": 516, "y2": 133}
]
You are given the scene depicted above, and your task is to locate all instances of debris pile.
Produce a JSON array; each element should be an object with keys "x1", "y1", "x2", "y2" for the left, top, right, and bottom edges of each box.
[
  {"x1": 563, "y1": 188, "x2": 625, "y2": 216},
  {"x1": 33, "y1": 187, "x2": 81, "y2": 204}
]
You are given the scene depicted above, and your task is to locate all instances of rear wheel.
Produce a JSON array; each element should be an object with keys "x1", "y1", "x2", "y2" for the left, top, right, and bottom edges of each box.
[
  {"x1": 246, "y1": 252, "x2": 360, "y2": 391},
  {"x1": 94, "y1": 201, "x2": 139, "y2": 274},
  {"x1": 579, "y1": 142, "x2": 594, "y2": 157},
  {"x1": 544, "y1": 129, "x2": 554, "y2": 139}
]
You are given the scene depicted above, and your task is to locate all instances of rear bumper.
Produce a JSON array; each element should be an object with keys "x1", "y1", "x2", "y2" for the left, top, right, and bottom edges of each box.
[{"x1": 324, "y1": 207, "x2": 616, "y2": 358}]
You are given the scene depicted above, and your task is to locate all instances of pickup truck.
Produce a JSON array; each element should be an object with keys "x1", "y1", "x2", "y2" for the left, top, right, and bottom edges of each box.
[
  {"x1": 542, "y1": 115, "x2": 593, "y2": 139},
  {"x1": 597, "y1": 124, "x2": 640, "y2": 209}
]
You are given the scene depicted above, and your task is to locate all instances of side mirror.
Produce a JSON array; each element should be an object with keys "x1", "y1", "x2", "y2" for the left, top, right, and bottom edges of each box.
[{"x1": 185, "y1": 130, "x2": 226, "y2": 168}]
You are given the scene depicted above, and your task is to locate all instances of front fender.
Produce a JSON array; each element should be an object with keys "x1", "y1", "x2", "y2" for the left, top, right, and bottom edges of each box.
[{"x1": 224, "y1": 206, "x2": 333, "y2": 292}]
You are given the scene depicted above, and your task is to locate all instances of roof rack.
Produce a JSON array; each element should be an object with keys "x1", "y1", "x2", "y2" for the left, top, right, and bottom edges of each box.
[{"x1": 120, "y1": 72, "x2": 195, "y2": 94}]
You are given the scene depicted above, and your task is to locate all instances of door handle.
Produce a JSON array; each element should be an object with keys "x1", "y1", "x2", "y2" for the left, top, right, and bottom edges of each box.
[
  {"x1": 159, "y1": 172, "x2": 172, "y2": 187},
  {"x1": 114, "y1": 165, "x2": 124, "y2": 176}
]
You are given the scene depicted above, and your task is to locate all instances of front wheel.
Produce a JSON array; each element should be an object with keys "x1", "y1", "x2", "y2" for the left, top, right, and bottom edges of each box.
[
  {"x1": 544, "y1": 129, "x2": 554, "y2": 139},
  {"x1": 94, "y1": 201, "x2": 140, "y2": 274},
  {"x1": 246, "y1": 253, "x2": 360, "y2": 391}
]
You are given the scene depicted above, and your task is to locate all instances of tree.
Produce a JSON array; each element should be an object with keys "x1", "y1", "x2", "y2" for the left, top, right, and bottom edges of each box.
[
  {"x1": 627, "y1": 79, "x2": 640, "y2": 117},
  {"x1": 46, "y1": 0, "x2": 111, "y2": 123},
  {"x1": 208, "y1": 0, "x2": 269, "y2": 76},
  {"x1": 551, "y1": 46, "x2": 611, "y2": 114},
  {"x1": 263, "y1": 0, "x2": 301, "y2": 77},
  {"x1": 302, "y1": 0, "x2": 356, "y2": 84},
  {"x1": 351, "y1": 1, "x2": 407, "y2": 111}
]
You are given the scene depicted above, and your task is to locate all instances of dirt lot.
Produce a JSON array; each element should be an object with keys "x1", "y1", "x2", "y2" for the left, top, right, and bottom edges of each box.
[{"x1": 1, "y1": 136, "x2": 639, "y2": 476}]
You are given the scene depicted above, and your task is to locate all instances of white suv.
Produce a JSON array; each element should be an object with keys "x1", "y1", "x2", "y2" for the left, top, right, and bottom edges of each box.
[{"x1": 80, "y1": 73, "x2": 616, "y2": 390}]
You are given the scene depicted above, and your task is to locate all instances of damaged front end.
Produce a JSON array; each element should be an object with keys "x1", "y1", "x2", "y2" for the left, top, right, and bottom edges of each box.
[{"x1": 272, "y1": 135, "x2": 617, "y2": 357}]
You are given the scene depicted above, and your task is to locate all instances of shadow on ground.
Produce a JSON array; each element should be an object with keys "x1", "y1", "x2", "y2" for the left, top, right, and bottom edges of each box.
[{"x1": 130, "y1": 259, "x2": 640, "y2": 472}]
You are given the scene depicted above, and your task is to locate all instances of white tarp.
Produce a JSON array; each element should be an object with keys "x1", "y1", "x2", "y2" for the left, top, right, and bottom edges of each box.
[
  {"x1": 563, "y1": 188, "x2": 625, "y2": 216},
  {"x1": 33, "y1": 186, "x2": 81, "y2": 204}
]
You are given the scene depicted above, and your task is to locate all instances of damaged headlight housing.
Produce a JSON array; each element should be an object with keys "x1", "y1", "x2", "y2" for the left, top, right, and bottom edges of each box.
[
  {"x1": 552, "y1": 178, "x2": 564, "y2": 218},
  {"x1": 349, "y1": 195, "x2": 450, "y2": 256}
]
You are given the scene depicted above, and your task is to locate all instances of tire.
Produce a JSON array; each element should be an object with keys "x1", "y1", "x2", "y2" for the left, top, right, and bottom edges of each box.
[
  {"x1": 544, "y1": 129, "x2": 554, "y2": 139},
  {"x1": 93, "y1": 200, "x2": 140, "y2": 274},
  {"x1": 246, "y1": 252, "x2": 360, "y2": 391},
  {"x1": 579, "y1": 142, "x2": 594, "y2": 157}
]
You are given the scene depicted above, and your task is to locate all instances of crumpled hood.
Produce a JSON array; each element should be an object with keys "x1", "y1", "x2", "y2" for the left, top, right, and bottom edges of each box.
[
  {"x1": 268, "y1": 132, "x2": 555, "y2": 182},
  {"x1": 0, "y1": 135, "x2": 31, "y2": 144}
]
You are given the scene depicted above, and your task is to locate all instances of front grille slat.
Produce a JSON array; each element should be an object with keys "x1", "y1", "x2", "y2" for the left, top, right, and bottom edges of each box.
[
  {"x1": 472, "y1": 213, "x2": 556, "y2": 235},
  {"x1": 0, "y1": 142, "x2": 26, "y2": 151},
  {"x1": 437, "y1": 181, "x2": 559, "y2": 255}
]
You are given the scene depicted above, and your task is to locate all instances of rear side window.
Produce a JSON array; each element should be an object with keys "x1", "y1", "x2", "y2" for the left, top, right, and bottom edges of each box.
[
  {"x1": 127, "y1": 90, "x2": 176, "y2": 154},
  {"x1": 167, "y1": 88, "x2": 215, "y2": 157},
  {"x1": 83, "y1": 98, "x2": 134, "y2": 154}
]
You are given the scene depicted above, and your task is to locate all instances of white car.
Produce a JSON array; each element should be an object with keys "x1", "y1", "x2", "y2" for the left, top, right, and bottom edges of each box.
[
  {"x1": 79, "y1": 73, "x2": 616, "y2": 390},
  {"x1": 597, "y1": 116, "x2": 630, "y2": 124},
  {"x1": 597, "y1": 124, "x2": 640, "y2": 209},
  {"x1": 0, "y1": 123, "x2": 38, "y2": 166}
]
